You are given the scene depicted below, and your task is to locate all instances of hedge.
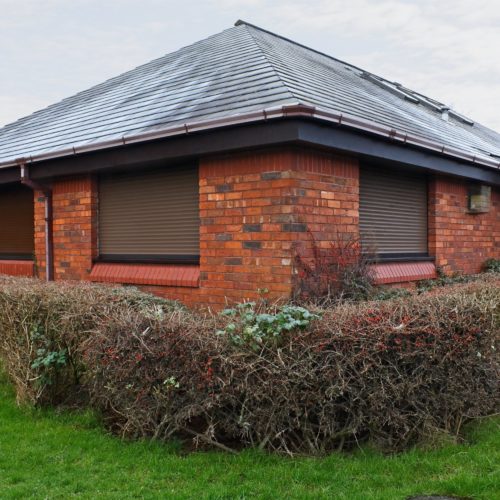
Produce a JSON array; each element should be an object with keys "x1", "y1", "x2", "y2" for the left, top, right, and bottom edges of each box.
[{"x1": 0, "y1": 274, "x2": 498, "y2": 454}]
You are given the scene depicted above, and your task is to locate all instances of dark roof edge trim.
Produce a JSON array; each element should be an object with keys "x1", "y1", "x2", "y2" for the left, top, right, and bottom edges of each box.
[
  {"x1": 299, "y1": 122, "x2": 500, "y2": 185},
  {"x1": 2, "y1": 103, "x2": 499, "y2": 172}
]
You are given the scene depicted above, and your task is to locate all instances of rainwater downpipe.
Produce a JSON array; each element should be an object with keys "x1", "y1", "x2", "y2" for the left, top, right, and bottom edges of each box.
[{"x1": 18, "y1": 161, "x2": 54, "y2": 281}]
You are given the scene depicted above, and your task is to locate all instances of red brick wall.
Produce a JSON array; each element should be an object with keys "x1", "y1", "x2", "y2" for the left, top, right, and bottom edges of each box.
[
  {"x1": 29, "y1": 150, "x2": 498, "y2": 309},
  {"x1": 429, "y1": 175, "x2": 500, "y2": 274},
  {"x1": 34, "y1": 190, "x2": 47, "y2": 278},
  {"x1": 34, "y1": 176, "x2": 98, "y2": 280},
  {"x1": 199, "y1": 149, "x2": 295, "y2": 306},
  {"x1": 197, "y1": 147, "x2": 359, "y2": 307},
  {"x1": 31, "y1": 147, "x2": 357, "y2": 309},
  {"x1": 292, "y1": 149, "x2": 359, "y2": 250}
]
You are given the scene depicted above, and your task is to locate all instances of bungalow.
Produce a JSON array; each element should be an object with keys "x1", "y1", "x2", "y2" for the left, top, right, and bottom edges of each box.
[{"x1": 0, "y1": 21, "x2": 498, "y2": 308}]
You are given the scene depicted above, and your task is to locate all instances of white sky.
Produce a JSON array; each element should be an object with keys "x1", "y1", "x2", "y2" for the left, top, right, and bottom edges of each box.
[{"x1": 1, "y1": 0, "x2": 499, "y2": 131}]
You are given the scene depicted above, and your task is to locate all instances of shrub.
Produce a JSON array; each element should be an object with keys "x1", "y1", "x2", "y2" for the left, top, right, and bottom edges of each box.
[
  {"x1": 371, "y1": 286, "x2": 412, "y2": 301},
  {"x1": 217, "y1": 302, "x2": 320, "y2": 350},
  {"x1": 83, "y1": 276, "x2": 499, "y2": 454},
  {"x1": 293, "y1": 231, "x2": 374, "y2": 304},
  {"x1": 416, "y1": 267, "x2": 475, "y2": 293},
  {"x1": 1, "y1": 275, "x2": 498, "y2": 455},
  {"x1": 82, "y1": 308, "x2": 222, "y2": 443},
  {"x1": 483, "y1": 258, "x2": 500, "y2": 273},
  {"x1": 0, "y1": 277, "x2": 180, "y2": 406}
]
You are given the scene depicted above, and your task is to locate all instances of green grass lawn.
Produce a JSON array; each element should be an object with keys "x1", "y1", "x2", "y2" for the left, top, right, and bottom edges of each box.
[{"x1": 0, "y1": 371, "x2": 498, "y2": 499}]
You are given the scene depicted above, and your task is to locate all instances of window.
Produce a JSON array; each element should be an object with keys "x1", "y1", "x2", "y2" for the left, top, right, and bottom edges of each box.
[
  {"x1": 359, "y1": 166, "x2": 428, "y2": 259},
  {"x1": 98, "y1": 165, "x2": 200, "y2": 264},
  {"x1": 0, "y1": 184, "x2": 34, "y2": 260}
]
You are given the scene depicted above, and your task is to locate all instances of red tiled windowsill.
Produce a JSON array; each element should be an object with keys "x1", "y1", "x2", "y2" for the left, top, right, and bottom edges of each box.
[
  {"x1": 0, "y1": 260, "x2": 35, "y2": 277},
  {"x1": 371, "y1": 261, "x2": 436, "y2": 285},
  {"x1": 90, "y1": 263, "x2": 200, "y2": 288}
]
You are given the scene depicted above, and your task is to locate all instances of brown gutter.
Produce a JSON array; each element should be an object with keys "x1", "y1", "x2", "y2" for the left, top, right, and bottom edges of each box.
[
  {"x1": 1, "y1": 104, "x2": 499, "y2": 172},
  {"x1": 18, "y1": 161, "x2": 54, "y2": 281}
]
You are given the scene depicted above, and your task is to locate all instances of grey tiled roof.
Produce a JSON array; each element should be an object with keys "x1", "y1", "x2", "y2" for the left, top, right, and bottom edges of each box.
[{"x1": 0, "y1": 21, "x2": 499, "y2": 169}]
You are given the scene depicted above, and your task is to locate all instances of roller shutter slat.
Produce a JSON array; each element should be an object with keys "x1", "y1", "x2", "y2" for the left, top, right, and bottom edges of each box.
[
  {"x1": 359, "y1": 166, "x2": 427, "y2": 255},
  {"x1": 0, "y1": 185, "x2": 34, "y2": 256},
  {"x1": 99, "y1": 166, "x2": 200, "y2": 257}
]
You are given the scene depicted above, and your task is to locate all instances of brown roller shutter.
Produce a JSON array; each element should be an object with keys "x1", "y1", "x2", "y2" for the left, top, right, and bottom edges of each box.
[
  {"x1": 359, "y1": 166, "x2": 428, "y2": 256},
  {"x1": 0, "y1": 184, "x2": 34, "y2": 258},
  {"x1": 99, "y1": 165, "x2": 199, "y2": 262}
]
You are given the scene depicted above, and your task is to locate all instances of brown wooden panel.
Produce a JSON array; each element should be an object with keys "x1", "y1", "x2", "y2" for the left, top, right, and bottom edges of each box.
[
  {"x1": 0, "y1": 184, "x2": 34, "y2": 257},
  {"x1": 360, "y1": 166, "x2": 428, "y2": 255},
  {"x1": 99, "y1": 165, "x2": 199, "y2": 258}
]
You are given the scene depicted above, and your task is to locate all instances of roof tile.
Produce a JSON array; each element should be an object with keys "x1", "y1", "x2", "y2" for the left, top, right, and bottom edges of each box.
[{"x1": 0, "y1": 21, "x2": 498, "y2": 168}]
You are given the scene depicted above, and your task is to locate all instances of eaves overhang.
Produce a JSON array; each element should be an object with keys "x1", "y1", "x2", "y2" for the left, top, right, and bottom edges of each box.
[{"x1": 0, "y1": 104, "x2": 499, "y2": 186}]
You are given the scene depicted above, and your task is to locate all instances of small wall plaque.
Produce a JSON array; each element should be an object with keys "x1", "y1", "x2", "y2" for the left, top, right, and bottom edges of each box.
[{"x1": 468, "y1": 184, "x2": 491, "y2": 213}]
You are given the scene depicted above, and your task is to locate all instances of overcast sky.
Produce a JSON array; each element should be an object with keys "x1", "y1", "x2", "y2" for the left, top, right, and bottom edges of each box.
[{"x1": 1, "y1": 0, "x2": 499, "y2": 131}]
